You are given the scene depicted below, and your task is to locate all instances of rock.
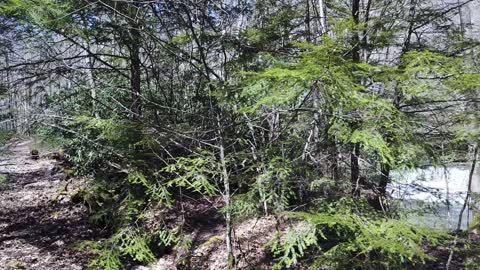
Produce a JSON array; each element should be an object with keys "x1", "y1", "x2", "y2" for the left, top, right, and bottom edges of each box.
[
  {"x1": 132, "y1": 266, "x2": 150, "y2": 270},
  {"x1": 53, "y1": 240, "x2": 65, "y2": 247},
  {"x1": 31, "y1": 149, "x2": 39, "y2": 160}
]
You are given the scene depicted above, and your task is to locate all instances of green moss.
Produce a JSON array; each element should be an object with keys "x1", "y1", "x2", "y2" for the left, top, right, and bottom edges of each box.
[
  {"x1": 0, "y1": 131, "x2": 14, "y2": 146},
  {"x1": 6, "y1": 260, "x2": 26, "y2": 268},
  {"x1": 0, "y1": 174, "x2": 8, "y2": 187},
  {"x1": 200, "y1": 235, "x2": 223, "y2": 249}
]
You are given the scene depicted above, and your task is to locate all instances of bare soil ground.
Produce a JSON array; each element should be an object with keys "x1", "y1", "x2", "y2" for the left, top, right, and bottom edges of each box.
[
  {"x1": 143, "y1": 216, "x2": 279, "y2": 270},
  {"x1": 0, "y1": 140, "x2": 101, "y2": 270},
  {"x1": 0, "y1": 140, "x2": 278, "y2": 270}
]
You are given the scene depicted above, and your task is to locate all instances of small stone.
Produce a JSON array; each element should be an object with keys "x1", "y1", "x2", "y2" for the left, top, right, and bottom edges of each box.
[
  {"x1": 132, "y1": 266, "x2": 150, "y2": 270},
  {"x1": 53, "y1": 240, "x2": 65, "y2": 247}
]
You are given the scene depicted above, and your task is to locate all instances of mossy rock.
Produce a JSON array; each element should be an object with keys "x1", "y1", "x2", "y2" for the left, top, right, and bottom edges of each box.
[
  {"x1": 6, "y1": 260, "x2": 26, "y2": 268},
  {"x1": 51, "y1": 148, "x2": 65, "y2": 160},
  {"x1": 30, "y1": 149, "x2": 39, "y2": 160}
]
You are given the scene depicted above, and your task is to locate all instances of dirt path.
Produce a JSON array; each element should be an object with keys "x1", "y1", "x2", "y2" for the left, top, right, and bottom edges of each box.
[{"x1": 0, "y1": 140, "x2": 99, "y2": 270}]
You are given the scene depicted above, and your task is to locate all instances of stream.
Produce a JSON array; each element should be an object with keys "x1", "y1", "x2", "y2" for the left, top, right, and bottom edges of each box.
[{"x1": 390, "y1": 163, "x2": 480, "y2": 230}]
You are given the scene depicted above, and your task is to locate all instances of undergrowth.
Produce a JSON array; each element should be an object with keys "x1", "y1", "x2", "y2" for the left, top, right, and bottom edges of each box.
[
  {"x1": 270, "y1": 198, "x2": 451, "y2": 269},
  {"x1": 37, "y1": 117, "x2": 455, "y2": 270},
  {"x1": 0, "y1": 131, "x2": 14, "y2": 146},
  {"x1": 39, "y1": 117, "x2": 223, "y2": 269}
]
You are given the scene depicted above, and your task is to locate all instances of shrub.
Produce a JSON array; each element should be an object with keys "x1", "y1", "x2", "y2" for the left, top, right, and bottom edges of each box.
[{"x1": 271, "y1": 198, "x2": 450, "y2": 269}]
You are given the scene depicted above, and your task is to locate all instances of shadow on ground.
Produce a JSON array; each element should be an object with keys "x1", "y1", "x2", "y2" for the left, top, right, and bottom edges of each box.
[{"x1": 0, "y1": 141, "x2": 103, "y2": 270}]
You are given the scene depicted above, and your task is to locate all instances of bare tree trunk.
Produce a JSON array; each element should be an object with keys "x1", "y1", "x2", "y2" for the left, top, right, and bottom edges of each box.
[
  {"x1": 215, "y1": 108, "x2": 235, "y2": 268},
  {"x1": 85, "y1": 53, "x2": 98, "y2": 118},
  {"x1": 127, "y1": 4, "x2": 142, "y2": 117},
  {"x1": 362, "y1": 0, "x2": 372, "y2": 61},
  {"x1": 313, "y1": 90, "x2": 321, "y2": 153},
  {"x1": 378, "y1": 164, "x2": 390, "y2": 195},
  {"x1": 318, "y1": 0, "x2": 327, "y2": 35},
  {"x1": 447, "y1": 144, "x2": 478, "y2": 269},
  {"x1": 402, "y1": 0, "x2": 417, "y2": 54},
  {"x1": 181, "y1": 3, "x2": 236, "y2": 265},
  {"x1": 219, "y1": 137, "x2": 235, "y2": 269},
  {"x1": 351, "y1": 0, "x2": 361, "y2": 193},
  {"x1": 351, "y1": 143, "x2": 361, "y2": 194},
  {"x1": 351, "y1": 0, "x2": 360, "y2": 62},
  {"x1": 5, "y1": 53, "x2": 15, "y2": 131},
  {"x1": 305, "y1": 0, "x2": 311, "y2": 42},
  {"x1": 377, "y1": 0, "x2": 416, "y2": 196},
  {"x1": 129, "y1": 42, "x2": 142, "y2": 116},
  {"x1": 457, "y1": 144, "x2": 478, "y2": 231}
]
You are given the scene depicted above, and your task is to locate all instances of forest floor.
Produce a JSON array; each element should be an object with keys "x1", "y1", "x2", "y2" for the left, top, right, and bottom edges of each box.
[
  {"x1": 0, "y1": 140, "x2": 278, "y2": 270},
  {"x1": 0, "y1": 140, "x2": 477, "y2": 270},
  {"x1": 0, "y1": 140, "x2": 102, "y2": 270}
]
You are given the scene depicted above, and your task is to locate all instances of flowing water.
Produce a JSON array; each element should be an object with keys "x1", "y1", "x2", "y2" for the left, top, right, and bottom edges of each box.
[{"x1": 389, "y1": 163, "x2": 480, "y2": 230}]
